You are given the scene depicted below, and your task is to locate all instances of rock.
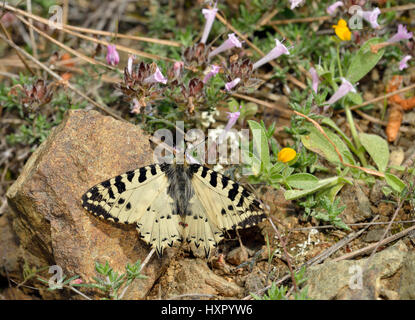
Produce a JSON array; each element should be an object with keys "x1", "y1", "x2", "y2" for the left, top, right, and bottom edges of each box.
[
  {"x1": 339, "y1": 183, "x2": 372, "y2": 224},
  {"x1": 306, "y1": 241, "x2": 408, "y2": 300},
  {"x1": 243, "y1": 267, "x2": 267, "y2": 296},
  {"x1": 389, "y1": 148, "x2": 405, "y2": 167},
  {"x1": 369, "y1": 180, "x2": 386, "y2": 205},
  {"x1": 226, "y1": 247, "x2": 249, "y2": 266},
  {"x1": 6, "y1": 109, "x2": 164, "y2": 299},
  {"x1": 363, "y1": 228, "x2": 387, "y2": 243},
  {"x1": 157, "y1": 258, "x2": 244, "y2": 299},
  {"x1": 399, "y1": 251, "x2": 415, "y2": 299}
]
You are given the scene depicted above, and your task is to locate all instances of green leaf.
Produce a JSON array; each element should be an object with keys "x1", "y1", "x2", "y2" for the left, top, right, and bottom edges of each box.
[
  {"x1": 384, "y1": 173, "x2": 406, "y2": 193},
  {"x1": 286, "y1": 173, "x2": 319, "y2": 189},
  {"x1": 284, "y1": 176, "x2": 341, "y2": 200},
  {"x1": 346, "y1": 38, "x2": 385, "y2": 84},
  {"x1": 301, "y1": 123, "x2": 355, "y2": 166},
  {"x1": 347, "y1": 92, "x2": 363, "y2": 105},
  {"x1": 320, "y1": 117, "x2": 355, "y2": 153},
  {"x1": 248, "y1": 120, "x2": 270, "y2": 170},
  {"x1": 359, "y1": 133, "x2": 389, "y2": 172}
]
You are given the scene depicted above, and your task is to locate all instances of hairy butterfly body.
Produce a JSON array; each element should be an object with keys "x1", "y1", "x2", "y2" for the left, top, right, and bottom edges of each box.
[{"x1": 82, "y1": 163, "x2": 266, "y2": 258}]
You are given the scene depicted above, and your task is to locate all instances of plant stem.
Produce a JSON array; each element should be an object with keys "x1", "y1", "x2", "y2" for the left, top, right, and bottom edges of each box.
[
  {"x1": 344, "y1": 105, "x2": 367, "y2": 166},
  {"x1": 336, "y1": 43, "x2": 343, "y2": 78}
]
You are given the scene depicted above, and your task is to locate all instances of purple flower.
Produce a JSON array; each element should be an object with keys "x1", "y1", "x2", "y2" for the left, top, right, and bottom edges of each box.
[
  {"x1": 218, "y1": 106, "x2": 241, "y2": 144},
  {"x1": 225, "y1": 78, "x2": 241, "y2": 91},
  {"x1": 290, "y1": 0, "x2": 304, "y2": 10},
  {"x1": 362, "y1": 7, "x2": 381, "y2": 29},
  {"x1": 253, "y1": 39, "x2": 289, "y2": 70},
  {"x1": 106, "y1": 44, "x2": 119, "y2": 66},
  {"x1": 201, "y1": 4, "x2": 218, "y2": 44},
  {"x1": 144, "y1": 67, "x2": 167, "y2": 84},
  {"x1": 208, "y1": 33, "x2": 242, "y2": 59},
  {"x1": 388, "y1": 24, "x2": 413, "y2": 43},
  {"x1": 326, "y1": 78, "x2": 356, "y2": 105},
  {"x1": 399, "y1": 55, "x2": 411, "y2": 71},
  {"x1": 326, "y1": 1, "x2": 343, "y2": 16},
  {"x1": 203, "y1": 65, "x2": 221, "y2": 83},
  {"x1": 309, "y1": 67, "x2": 319, "y2": 93}
]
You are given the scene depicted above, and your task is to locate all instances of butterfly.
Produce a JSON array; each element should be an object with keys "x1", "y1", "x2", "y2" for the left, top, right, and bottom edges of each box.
[{"x1": 81, "y1": 162, "x2": 266, "y2": 258}]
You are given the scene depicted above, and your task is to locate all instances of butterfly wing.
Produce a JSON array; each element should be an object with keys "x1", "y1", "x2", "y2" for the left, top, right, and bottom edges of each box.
[
  {"x1": 185, "y1": 164, "x2": 267, "y2": 257},
  {"x1": 82, "y1": 164, "x2": 183, "y2": 256}
]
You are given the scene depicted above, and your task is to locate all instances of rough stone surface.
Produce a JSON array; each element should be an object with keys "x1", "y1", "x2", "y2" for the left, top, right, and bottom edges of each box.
[
  {"x1": 363, "y1": 228, "x2": 387, "y2": 243},
  {"x1": 226, "y1": 247, "x2": 249, "y2": 266},
  {"x1": 339, "y1": 183, "x2": 372, "y2": 224},
  {"x1": 157, "y1": 258, "x2": 244, "y2": 299},
  {"x1": 6, "y1": 109, "x2": 164, "y2": 299},
  {"x1": 306, "y1": 241, "x2": 408, "y2": 300},
  {"x1": 399, "y1": 251, "x2": 415, "y2": 299}
]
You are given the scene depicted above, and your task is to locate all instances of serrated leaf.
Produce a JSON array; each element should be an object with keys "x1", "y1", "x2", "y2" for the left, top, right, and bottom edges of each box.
[
  {"x1": 346, "y1": 38, "x2": 385, "y2": 84},
  {"x1": 286, "y1": 173, "x2": 319, "y2": 189},
  {"x1": 359, "y1": 133, "x2": 389, "y2": 172}
]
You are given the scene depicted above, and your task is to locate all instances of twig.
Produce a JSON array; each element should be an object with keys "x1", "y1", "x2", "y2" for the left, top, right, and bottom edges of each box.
[
  {"x1": 15, "y1": 14, "x2": 117, "y2": 71},
  {"x1": 336, "y1": 83, "x2": 415, "y2": 114},
  {"x1": 210, "y1": 5, "x2": 306, "y2": 89},
  {"x1": 293, "y1": 219, "x2": 415, "y2": 231},
  {"x1": 365, "y1": 192, "x2": 409, "y2": 269},
  {"x1": 25, "y1": 0, "x2": 39, "y2": 76},
  {"x1": 268, "y1": 4, "x2": 415, "y2": 26},
  {"x1": 231, "y1": 92, "x2": 293, "y2": 118},
  {"x1": 0, "y1": 17, "x2": 35, "y2": 75},
  {"x1": 3, "y1": 3, "x2": 180, "y2": 47},
  {"x1": 0, "y1": 32, "x2": 124, "y2": 121},
  {"x1": 332, "y1": 224, "x2": 415, "y2": 262}
]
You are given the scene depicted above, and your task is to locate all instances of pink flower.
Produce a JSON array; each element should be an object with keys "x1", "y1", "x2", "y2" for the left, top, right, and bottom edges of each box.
[
  {"x1": 253, "y1": 39, "x2": 289, "y2": 70},
  {"x1": 1, "y1": 12, "x2": 16, "y2": 28},
  {"x1": 106, "y1": 44, "x2": 119, "y2": 66},
  {"x1": 399, "y1": 55, "x2": 411, "y2": 71},
  {"x1": 218, "y1": 106, "x2": 241, "y2": 143},
  {"x1": 326, "y1": 1, "x2": 343, "y2": 16},
  {"x1": 144, "y1": 67, "x2": 167, "y2": 84},
  {"x1": 309, "y1": 67, "x2": 319, "y2": 93},
  {"x1": 290, "y1": 0, "x2": 304, "y2": 10},
  {"x1": 173, "y1": 61, "x2": 184, "y2": 78},
  {"x1": 203, "y1": 65, "x2": 221, "y2": 83},
  {"x1": 71, "y1": 278, "x2": 83, "y2": 285},
  {"x1": 201, "y1": 4, "x2": 218, "y2": 44},
  {"x1": 224, "y1": 78, "x2": 240, "y2": 91},
  {"x1": 362, "y1": 7, "x2": 381, "y2": 29},
  {"x1": 326, "y1": 77, "x2": 356, "y2": 105},
  {"x1": 388, "y1": 24, "x2": 413, "y2": 43},
  {"x1": 208, "y1": 33, "x2": 242, "y2": 59}
]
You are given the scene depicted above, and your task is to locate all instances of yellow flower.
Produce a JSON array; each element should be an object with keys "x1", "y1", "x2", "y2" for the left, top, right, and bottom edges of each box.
[
  {"x1": 278, "y1": 148, "x2": 297, "y2": 163},
  {"x1": 332, "y1": 19, "x2": 351, "y2": 41}
]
